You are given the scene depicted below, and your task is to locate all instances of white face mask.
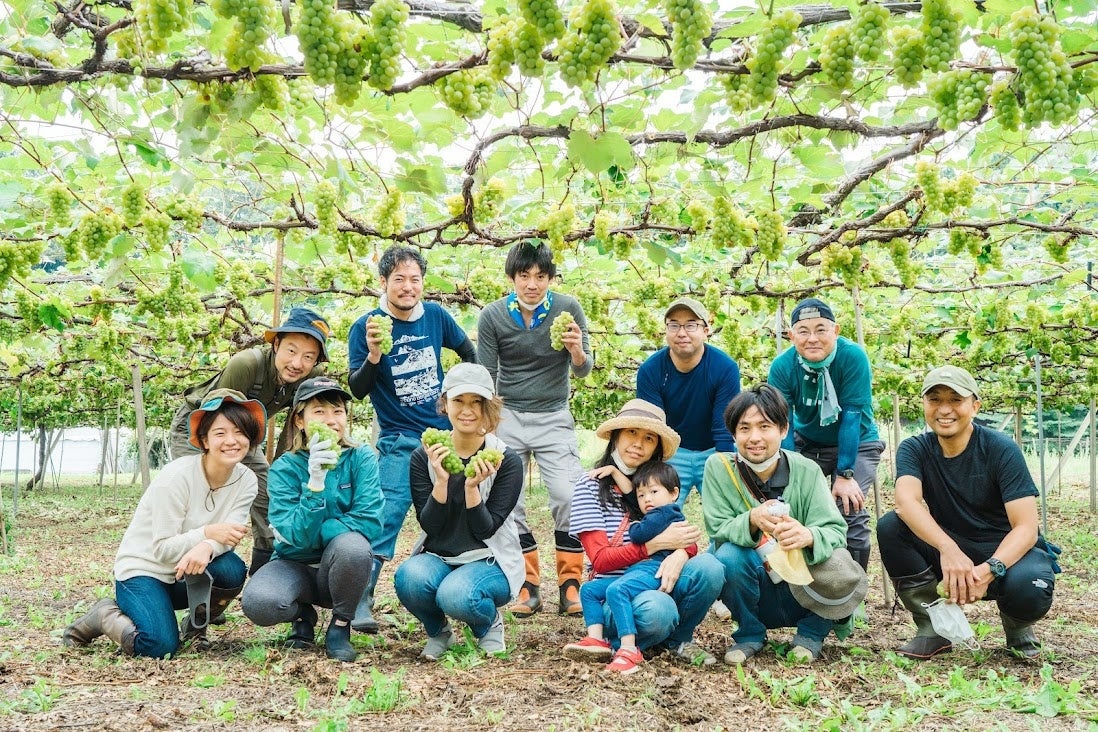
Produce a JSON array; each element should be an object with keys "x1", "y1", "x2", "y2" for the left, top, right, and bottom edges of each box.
[
  {"x1": 517, "y1": 297, "x2": 543, "y2": 312},
  {"x1": 925, "y1": 599, "x2": 978, "y2": 648},
  {"x1": 610, "y1": 449, "x2": 637, "y2": 475},
  {"x1": 741, "y1": 451, "x2": 781, "y2": 474}
]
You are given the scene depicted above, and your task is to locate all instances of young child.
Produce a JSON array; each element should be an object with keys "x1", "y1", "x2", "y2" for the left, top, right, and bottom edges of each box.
[{"x1": 565, "y1": 461, "x2": 689, "y2": 674}]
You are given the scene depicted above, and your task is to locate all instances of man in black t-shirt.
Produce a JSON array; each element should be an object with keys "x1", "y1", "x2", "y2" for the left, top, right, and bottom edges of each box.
[{"x1": 877, "y1": 366, "x2": 1057, "y2": 660}]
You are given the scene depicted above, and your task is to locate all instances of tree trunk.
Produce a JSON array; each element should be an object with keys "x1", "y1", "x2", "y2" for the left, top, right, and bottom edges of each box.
[{"x1": 24, "y1": 425, "x2": 61, "y2": 492}]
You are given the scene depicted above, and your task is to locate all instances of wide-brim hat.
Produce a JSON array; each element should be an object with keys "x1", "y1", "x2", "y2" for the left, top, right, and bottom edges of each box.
[
  {"x1": 188, "y1": 388, "x2": 267, "y2": 449},
  {"x1": 789, "y1": 547, "x2": 869, "y2": 620},
  {"x1": 293, "y1": 377, "x2": 353, "y2": 410},
  {"x1": 263, "y1": 306, "x2": 331, "y2": 362},
  {"x1": 595, "y1": 399, "x2": 681, "y2": 460}
]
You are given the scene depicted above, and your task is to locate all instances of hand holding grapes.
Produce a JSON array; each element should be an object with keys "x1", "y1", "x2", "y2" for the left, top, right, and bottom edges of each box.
[
  {"x1": 307, "y1": 432, "x2": 339, "y2": 491},
  {"x1": 365, "y1": 314, "x2": 394, "y2": 363}
]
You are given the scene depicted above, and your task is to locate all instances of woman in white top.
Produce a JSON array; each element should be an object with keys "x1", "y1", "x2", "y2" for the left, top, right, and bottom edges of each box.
[{"x1": 62, "y1": 389, "x2": 265, "y2": 658}]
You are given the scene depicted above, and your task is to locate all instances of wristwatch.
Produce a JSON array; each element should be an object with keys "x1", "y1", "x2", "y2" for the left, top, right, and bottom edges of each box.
[
  {"x1": 838, "y1": 469, "x2": 855, "y2": 479},
  {"x1": 987, "y1": 557, "x2": 1007, "y2": 578}
]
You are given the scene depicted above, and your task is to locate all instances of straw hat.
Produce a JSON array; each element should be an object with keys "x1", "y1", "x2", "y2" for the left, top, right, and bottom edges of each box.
[
  {"x1": 595, "y1": 399, "x2": 681, "y2": 460},
  {"x1": 789, "y1": 548, "x2": 869, "y2": 620}
]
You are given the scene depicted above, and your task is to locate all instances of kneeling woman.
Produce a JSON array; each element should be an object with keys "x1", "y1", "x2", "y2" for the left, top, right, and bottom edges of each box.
[
  {"x1": 63, "y1": 390, "x2": 265, "y2": 658},
  {"x1": 395, "y1": 363, "x2": 524, "y2": 660},
  {"x1": 241, "y1": 377, "x2": 383, "y2": 662}
]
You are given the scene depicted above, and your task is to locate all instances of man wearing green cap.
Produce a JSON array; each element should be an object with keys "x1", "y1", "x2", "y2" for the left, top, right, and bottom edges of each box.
[
  {"x1": 877, "y1": 366, "x2": 1058, "y2": 660},
  {"x1": 170, "y1": 306, "x2": 330, "y2": 575}
]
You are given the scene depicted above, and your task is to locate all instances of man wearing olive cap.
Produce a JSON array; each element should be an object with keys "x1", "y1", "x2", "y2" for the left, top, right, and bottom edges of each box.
[
  {"x1": 170, "y1": 306, "x2": 330, "y2": 575},
  {"x1": 767, "y1": 298, "x2": 884, "y2": 572},
  {"x1": 877, "y1": 366, "x2": 1059, "y2": 660}
]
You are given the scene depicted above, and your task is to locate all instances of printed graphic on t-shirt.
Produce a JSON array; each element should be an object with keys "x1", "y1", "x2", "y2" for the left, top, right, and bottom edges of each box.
[{"x1": 391, "y1": 334, "x2": 440, "y2": 406}]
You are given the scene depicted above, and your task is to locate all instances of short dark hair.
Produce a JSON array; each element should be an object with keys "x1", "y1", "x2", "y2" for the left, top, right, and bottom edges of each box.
[
  {"x1": 632, "y1": 461, "x2": 680, "y2": 495},
  {"x1": 505, "y1": 241, "x2": 556, "y2": 279},
  {"x1": 196, "y1": 401, "x2": 262, "y2": 451},
  {"x1": 378, "y1": 245, "x2": 427, "y2": 279},
  {"x1": 723, "y1": 384, "x2": 790, "y2": 434},
  {"x1": 290, "y1": 390, "x2": 353, "y2": 452}
]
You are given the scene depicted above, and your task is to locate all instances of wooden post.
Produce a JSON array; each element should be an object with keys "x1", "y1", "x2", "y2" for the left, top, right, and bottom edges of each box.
[
  {"x1": 774, "y1": 300, "x2": 784, "y2": 356},
  {"x1": 131, "y1": 364, "x2": 151, "y2": 491},
  {"x1": 113, "y1": 399, "x2": 121, "y2": 498},
  {"x1": 12, "y1": 380, "x2": 21, "y2": 515},
  {"x1": 266, "y1": 231, "x2": 286, "y2": 464},
  {"x1": 98, "y1": 411, "x2": 109, "y2": 497},
  {"x1": 892, "y1": 392, "x2": 901, "y2": 483},
  {"x1": 1034, "y1": 355, "x2": 1047, "y2": 535},
  {"x1": 1090, "y1": 396, "x2": 1096, "y2": 514},
  {"x1": 1014, "y1": 404, "x2": 1023, "y2": 450}
]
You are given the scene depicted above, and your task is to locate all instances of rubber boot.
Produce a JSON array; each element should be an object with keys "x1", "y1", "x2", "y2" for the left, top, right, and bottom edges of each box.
[
  {"x1": 181, "y1": 582, "x2": 243, "y2": 645},
  {"x1": 351, "y1": 557, "x2": 382, "y2": 634},
  {"x1": 556, "y1": 549, "x2": 584, "y2": 617},
  {"x1": 63, "y1": 598, "x2": 136, "y2": 655},
  {"x1": 249, "y1": 547, "x2": 273, "y2": 578},
  {"x1": 1000, "y1": 611, "x2": 1041, "y2": 659},
  {"x1": 324, "y1": 615, "x2": 357, "y2": 663},
  {"x1": 285, "y1": 604, "x2": 318, "y2": 649},
  {"x1": 894, "y1": 568, "x2": 952, "y2": 660},
  {"x1": 849, "y1": 546, "x2": 871, "y2": 572},
  {"x1": 508, "y1": 549, "x2": 542, "y2": 618}
]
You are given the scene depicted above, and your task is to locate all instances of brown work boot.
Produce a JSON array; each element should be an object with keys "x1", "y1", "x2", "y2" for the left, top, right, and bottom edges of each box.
[
  {"x1": 556, "y1": 549, "x2": 584, "y2": 617},
  {"x1": 509, "y1": 550, "x2": 542, "y2": 618},
  {"x1": 64, "y1": 598, "x2": 136, "y2": 655}
]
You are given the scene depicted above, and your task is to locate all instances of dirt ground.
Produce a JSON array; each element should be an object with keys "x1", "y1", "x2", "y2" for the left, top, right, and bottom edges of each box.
[{"x1": 1, "y1": 484, "x2": 1096, "y2": 731}]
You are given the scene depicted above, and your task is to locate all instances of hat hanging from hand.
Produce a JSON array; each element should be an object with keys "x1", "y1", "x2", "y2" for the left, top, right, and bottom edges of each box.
[
  {"x1": 188, "y1": 388, "x2": 267, "y2": 449},
  {"x1": 789, "y1": 547, "x2": 869, "y2": 620},
  {"x1": 595, "y1": 399, "x2": 681, "y2": 460}
]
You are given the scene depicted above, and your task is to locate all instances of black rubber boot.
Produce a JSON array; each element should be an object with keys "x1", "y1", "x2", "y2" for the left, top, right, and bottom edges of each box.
[
  {"x1": 893, "y1": 568, "x2": 952, "y2": 660},
  {"x1": 351, "y1": 558, "x2": 381, "y2": 634},
  {"x1": 1000, "y1": 611, "x2": 1041, "y2": 659},
  {"x1": 181, "y1": 582, "x2": 243, "y2": 646},
  {"x1": 285, "y1": 604, "x2": 318, "y2": 649},
  {"x1": 249, "y1": 548, "x2": 273, "y2": 577},
  {"x1": 324, "y1": 616, "x2": 357, "y2": 662}
]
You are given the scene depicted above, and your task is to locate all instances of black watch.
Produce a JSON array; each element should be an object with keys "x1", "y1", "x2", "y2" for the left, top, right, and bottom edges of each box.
[
  {"x1": 838, "y1": 469, "x2": 855, "y2": 479},
  {"x1": 987, "y1": 557, "x2": 1007, "y2": 578}
]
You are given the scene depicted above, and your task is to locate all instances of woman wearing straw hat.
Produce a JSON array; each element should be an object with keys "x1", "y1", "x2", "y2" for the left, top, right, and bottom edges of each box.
[
  {"x1": 564, "y1": 399, "x2": 724, "y2": 670},
  {"x1": 63, "y1": 390, "x2": 266, "y2": 658}
]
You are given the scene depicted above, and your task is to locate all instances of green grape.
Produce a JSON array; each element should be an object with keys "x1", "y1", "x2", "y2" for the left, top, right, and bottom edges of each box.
[
  {"x1": 1043, "y1": 235, "x2": 1070, "y2": 263},
  {"x1": 685, "y1": 199, "x2": 710, "y2": 232},
  {"x1": 722, "y1": 72, "x2": 752, "y2": 112},
  {"x1": 437, "y1": 69, "x2": 495, "y2": 118},
  {"x1": 464, "y1": 448, "x2": 504, "y2": 477},
  {"x1": 421, "y1": 428, "x2": 464, "y2": 474},
  {"x1": 289, "y1": 78, "x2": 318, "y2": 112},
  {"x1": 574, "y1": 288, "x2": 607, "y2": 323},
  {"x1": 754, "y1": 209, "x2": 785, "y2": 261},
  {"x1": 214, "y1": 0, "x2": 277, "y2": 72},
  {"x1": 819, "y1": 23, "x2": 856, "y2": 90},
  {"x1": 305, "y1": 421, "x2": 343, "y2": 468},
  {"x1": 921, "y1": 0, "x2": 960, "y2": 73},
  {"x1": 821, "y1": 242, "x2": 862, "y2": 285},
  {"x1": 315, "y1": 180, "x2": 339, "y2": 237},
  {"x1": 114, "y1": 28, "x2": 139, "y2": 60},
  {"x1": 141, "y1": 210, "x2": 172, "y2": 252},
  {"x1": 518, "y1": 0, "x2": 565, "y2": 41},
  {"x1": 514, "y1": 21, "x2": 546, "y2": 77},
  {"x1": 852, "y1": 2, "x2": 889, "y2": 62},
  {"x1": 121, "y1": 182, "x2": 146, "y2": 227},
  {"x1": 0, "y1": 240, "x2": 45, "y2": 288},
  {"x1": 542, "y1": 204, "x2": 575, "y2": 257},
  {"x1": 163, "y1": 195, "x2": 204, "y2": 232},
  {"x1": 990, "y1": 78, "x2": 1021, "y2": 131},
  {"x1": 446, "y1": 194, "x2": 467, "y2": 218},
  {"x1": 938, "y1": 172, "x2": 977, "y2": 213},
  {"x1": 368, "y1": 313, "x2": 394, "y2": 354},
  {"x1": 890, "y1": 26, "x2": 925, "y2": 87},
  {"x1": 134, "y1": 0, "x2": 189, "y2": 54},
  {"x1": 915, "y1": 160, "x2": 943, "y2": 212},
  {"x1": 929, "y1": 69, "x2": 989, "y2": 130},
  {"x1": 487, "y1": 17, "x2": 519, "y2": 81},
  {"x1": 550, "y1": 311, "x2": 575, "y2": 350},
  {"x1": 334, "y1": 16, "x2": 371, "y2": 105},
  {"x1": 593, "y1": 210, "x2": 613, "y2": 243},
  {"x1": 372, "y1": 189, "x2": 405, "y2": 237},
  {"x1": 476, "y1": 178, "x2": 506, "y2": 220},
  {"x1": 889, "y1": 237, "x2": 919, "y2": 289},
  {"x1": 711, "y1": 196, "x2": 756, "y2": 250},
  {"x1": 557, "y1": 0, "x2": 621, "y2": 88},
  {"x1": 1008, "y1": 8, "x2": 1079, "y2": 128},
  {"x1": 467, "y1": 267, "x2": 507, "y2": 303},
  {"x1": 43, "y1": 183, "x2": 71, "y2": 228},
  {"x1": 610, "y1": 233, "x2": 633, "y2": 258},
  {"x1": 253, "y1": 73, "x2": 288, "y2": 112},
  {"x1": 665, "y1": 0, "x2": 712, "y2": 70},
  {"x1": 75, "y1": 209, "x2": 124, "y2": 261},
  {"x1": 745, "y1": 10, "x2": 801, "y2": 104},
  {"x1": 367, "y1": 0, "x2": 409, "y2": 91},
  {"x1": 297, "y1": 0, "x2": 339, "y2": 86},
  {"x1": 702, "y1": 282, "x2": 721, "y2": 317}
]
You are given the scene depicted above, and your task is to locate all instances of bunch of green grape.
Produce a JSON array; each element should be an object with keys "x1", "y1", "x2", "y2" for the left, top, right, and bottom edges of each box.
[
  {"x1": 476, "y1": 178, "x2": 506, "y2": 220},
  {"x1": 369, "y1": 313, "x2": 394, "y2": 354},
  {"x1": 665, "y1": 0, "x2": 711, "y2": 70},
  {"x1": 1008, "y1": 7, "x2": 1079, "y2": 127},
  {"x1": 574, "y1": 288, "x2": 608, "y2": 325},
  {"x1": 75, "y1": 209, "x2": 124, "y2": 261},
  {"x1": 685, "y1": 199, "x2": 710, "y2": 232},
  {"x1": 464, "y1": 448, "x2": 504, "y2": 477},
  {"x1": 467, "y1": 267, "x2": 507, "y2": 303},
  {"x1": 819, "y1": 23, "x2": 855, "y2": 90},
  {"x1": 593, "y1": 210, "x2": 613, "y2": 243},
  {"x1": 890, "y1": 26, "x2": 925, "y2": 87},
  {"x1": 134, "y1": 267, "x2": 202, "y2": 318},
  {"x1": 372, "y1": 189, "x2": 405, "y2": 237},
  {"x1": 315, "y1": 180, "x2": 339, "y2": 237},
  {"x1": 937, "y1": 172, "x2": 977, "y2": 214},
  {"x1": 487, "y1": 17, "x2": 519, "y2": 80},
  {"x1": 514, "y1": 21, "x2": 546, "y2": 77},
  {"x1": 437, "y1": 69, "x2": 495, "y2": 118},
  {"x1": 557, "y1": 0, "x2": 621, "y2": 87},
  {"x1": 852, "y1": 2, "x2": 889, "y2": 62},
  {"x1": 141, "y1": 210, "x2": 172, "y2": 252},
  {"x1": 519, "y1": 0, "x2": 565, "y2": 40},
  {"x1": 334, "y1": 17, "x2": 371, "y2": 105},
  {"x1": 609, "y1": 233, "x2": 633, "y2": 258},
  {"x1": 1043, "y1": 234, "x2": 1070, "y2": 263},
  {"x1": 0, "y1": 240, "x2": 45, "y2": 288},
  {"x1": 289, "y1": 78, "x2": 318, "y2": 113},
  {"x1": 445, "y1": 193, "x2": 467, "y2": 219},
  {"x1": 711, "y1": 197, "x2": 756, "y2": 250},
  {"x1": 928, "y1": 69, "x2": 988, "y2": 130},
  {"x1": 422, "y1": 428, "x2": 465, "y2": 474},
  {"x1": 213, "y1": 0, "x2": 276, "y2": 72},
  {"x1": 722, "y1": 73, "x2": 751, "y2": 113},
  {"x1": 134, "y1": 0, "x2": 189, "y2": 54},
  {"x1": 215, "y1": 259, "x2": 263, "y2": 302},
  {"x1": 947, "y1": 227, "x2": 982, "y2": 258},
  {"x1": 254, "y1": 73, "x2": 288, "y2": 112},
  {"x1": 297, "y1": 0, "x2": 339, "y2": 86},
  {"x1": 43, "y1": 183, "x2": 71, "y2": 228},
  {"x1": 754, "y1": 209, "x2": 786, "y2": 261},
  {"x1": 164, "y1": 195, "x2": 204, "y2": 231},
  {"x1": 821, "y1": 242, "x2": 864, "y2": 285},
  {"x1": 989, "y1": 78, "x2": 1021, "y2": 131},
  {"x1": 920, "y1": 0, "x2": 960, "y2": 73},
  {"x1": 367, "y1": 0, "x2": 409, "y2": 90},
  {"x1": 745, "y1": 9, "x2": 801, "y2": 104},
  {"x1": 542, "y1": 204, "x2": 575, "y2": 253},
  {"x1": 306, "y1": 421, "x2": 343, "y2": 469},
  {"x1": 550, "y1": 311, "x2": 575, "y2": 350},
  {"x1": 121, "y1": 183, "x2": 147, "y2": 227},
  {"x1": 702, "y1": 282, "x2": 721, "y2": 317},
  {"x1": 914, "y1": 161, "x2": 944, "y2": 212}
]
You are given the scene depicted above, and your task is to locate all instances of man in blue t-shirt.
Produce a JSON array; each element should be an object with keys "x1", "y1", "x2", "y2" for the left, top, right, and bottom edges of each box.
[
  {"x1": 877, "y1": 366, "x2": 1057, "y2": 660},
  {"x1": 636, "y1": 297, "x2": 740, "y2": 507},
  {"x1": 767, "y1": 298, "x2": 884, "y2": 571},
  {"x1": 347, "y1": 245, "x2": 476, "y2": 632}
]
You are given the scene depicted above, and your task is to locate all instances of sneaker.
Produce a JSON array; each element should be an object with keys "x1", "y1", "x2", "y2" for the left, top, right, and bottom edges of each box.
[
  {"x1": 563, "y1": 636, "x2": 612, "y2": 661},
  {"x1": 667, "y1": 640, "x2": 716, "y2": 667},
  {"x1": 605, "y1": 647, "x2": 644, "y2": 675},
  {"x1": 788, "y1": 645, "x2": 818, "y2": 664},
  {"x1": 477, "y1": 612, "x2": 506, "y2": 654},
  {"x1": 420, "y1": 625, "x2": 456, "y2": 661},
  {"x1": 711, "y1": 599, "x2": 732, "y2": 620},
  {"x1": 723, "y1": 641, "x2": 763, "y2": 665}
]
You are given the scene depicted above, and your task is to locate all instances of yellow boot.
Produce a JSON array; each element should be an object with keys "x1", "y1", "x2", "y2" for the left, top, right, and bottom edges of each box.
[
  {"x1": 508, "y1": 549, "x2": 542, "y2": 618},
  {"x1": 556, "y1": 550, "x2": 584, "y2": 617}
]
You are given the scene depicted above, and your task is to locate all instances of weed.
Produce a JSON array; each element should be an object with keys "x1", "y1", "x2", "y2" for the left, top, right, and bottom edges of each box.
[
  {"x1": 17, "y1": 679, "x2": 62, "y2": 712},
  {"x1": 294, "y1": 685, "x2": 310, "y2": 714},
  {"x1": 242, "y1": 643, "x2": 269, "y2": 667},
  {"x1": 211, "y1": 699, "x2": 237, "y2": 722},
  {"x1": 786, "y1": 674, "x2": 820, "y2": 707},
  {"x1": 192, "y1": 673, "x2": 223, "y2": 688},
  {"x1": 353, "y1": 668, "x2": 405, "y2": 712}
]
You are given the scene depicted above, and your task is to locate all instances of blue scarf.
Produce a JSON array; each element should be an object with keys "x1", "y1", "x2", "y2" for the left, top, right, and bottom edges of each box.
[
  {"x1": 797, "y1": 349, "x2": 840, "y2": 427},
  {"x1": 507, "y1": 291, "x2": 553, "y2": 330}
]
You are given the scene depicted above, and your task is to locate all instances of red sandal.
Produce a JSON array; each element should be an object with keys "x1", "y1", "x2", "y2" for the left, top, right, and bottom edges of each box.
[{"x1": 605, "y1": 647, "x2": 644, "y2": 675}]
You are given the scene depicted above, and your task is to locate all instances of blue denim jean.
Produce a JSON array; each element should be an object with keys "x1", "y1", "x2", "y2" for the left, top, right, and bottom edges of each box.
[
  {"x1": 668, "y1": 447, "x2": 714, "y2": 507},
  {"x1": 714, "y1": 542, "x2": 832, "y2": 651},
  {"x1": 580, "y1": 559, "x2": 664, "y2": 638},
  {"x1": 394, "y1": 553, "x2": 510, "y2": 638},
  {"x1": 374, "y1": 433, "x2": 421, "y2": 561},
  {"x1": 115, "y1": 551, "x2": 246, "y2": 659},
  {"x1": 602, "y1": 552, "x2": 723, "y2": 651}
]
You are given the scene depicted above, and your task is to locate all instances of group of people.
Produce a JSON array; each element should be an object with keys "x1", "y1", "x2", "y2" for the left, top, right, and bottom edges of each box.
[{"x1": 63, "y1": 242, "x2": 1060, "y2": 671}]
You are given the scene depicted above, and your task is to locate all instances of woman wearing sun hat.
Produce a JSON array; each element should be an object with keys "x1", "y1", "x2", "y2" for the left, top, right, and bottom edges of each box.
[
  {"x1": 63, "y1": 389, "x2": 266, "y2": 658},
  {"x1": 564, "y1": 399, "x2": 725, "y2": 669}
]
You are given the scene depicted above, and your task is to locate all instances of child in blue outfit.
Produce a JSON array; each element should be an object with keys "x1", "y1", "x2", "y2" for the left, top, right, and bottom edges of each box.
[{"x1": 567, "y1": 461, "x2": 688, "y2": 674}]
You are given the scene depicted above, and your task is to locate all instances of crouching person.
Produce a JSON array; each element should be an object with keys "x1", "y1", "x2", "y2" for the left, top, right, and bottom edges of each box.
[
  {"x1": 703, "y1": 384, "x2": 866, "y2": 665},
  {"x1": 878, "y1": 366, "x2": 1058, "y2": 660},
  {"x1": 242, "y1": 378, "x2": 383, "y2": 663},
  {"x1": 64, "y1": 390, "x2": 265, "y2": 658}
]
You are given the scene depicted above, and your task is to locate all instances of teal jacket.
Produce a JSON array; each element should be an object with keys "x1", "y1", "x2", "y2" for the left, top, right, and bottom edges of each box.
[{"x1": 268, "y1": 445, "x2": 384, "y2": 564}]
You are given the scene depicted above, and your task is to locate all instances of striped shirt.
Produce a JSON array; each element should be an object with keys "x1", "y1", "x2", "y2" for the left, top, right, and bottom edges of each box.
[{"x1": 569, "y1": 475, "x2": 632, "y2": 577}]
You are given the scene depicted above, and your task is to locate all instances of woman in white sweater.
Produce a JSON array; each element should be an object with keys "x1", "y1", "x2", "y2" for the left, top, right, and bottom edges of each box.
[{"x1": 62, "y1": 389, "x2": 265, "y2": 658}]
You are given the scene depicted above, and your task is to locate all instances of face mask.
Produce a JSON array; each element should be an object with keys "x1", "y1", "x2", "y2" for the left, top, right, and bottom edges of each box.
[
  {"x1": 610, "y1": 449, "x2": 637, "y2": 475},
  {"x1": 517, "y1": 297, "x2": 543, "y2": 312},
  {"x1": 741, "y1": 451, "x2": 781, "y2": 474},
  {"x1": 924, "y1": 599, "x2": 979, "y2": 649}
]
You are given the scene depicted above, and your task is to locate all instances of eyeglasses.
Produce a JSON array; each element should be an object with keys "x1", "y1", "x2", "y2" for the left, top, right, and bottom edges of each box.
[
  {"x1": 792, "y1": 326, "x2": 834, "y2": 338},
  {"x1": 666, "y1": 322, "x2": 703, "y2": 333}
]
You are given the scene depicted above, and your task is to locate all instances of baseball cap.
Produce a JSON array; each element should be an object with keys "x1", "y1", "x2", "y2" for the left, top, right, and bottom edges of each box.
[
  {"x1": 293, "y1": 377, "x2": 353, "y2": 409},
  {"x1": 442, "y1": 363, "x2": 495, "y2": 400},
  {"x1": 264, "y1": 307, "x2": 331, "y2": 362},
  {"x1": 664, "y1": 297, "x2": 710, "y2": 324},
  {"x1": 790, "y1": 298, "x2": 836, "y2": 325},
  {"x1": 921, "y1": 366, "x2": 980, "y2": 399}
]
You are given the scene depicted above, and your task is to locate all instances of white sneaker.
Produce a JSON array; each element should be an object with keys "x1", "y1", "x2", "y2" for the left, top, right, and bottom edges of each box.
[
  {"x1": 420, "y1": 625, "x2": 456, "y2": 661},
  {"x1": 711, "y1": 599, "x2": 732, "y2": 620},
  {"x1": 477, "y1": 612, "x2": 506, "y2": 654}
]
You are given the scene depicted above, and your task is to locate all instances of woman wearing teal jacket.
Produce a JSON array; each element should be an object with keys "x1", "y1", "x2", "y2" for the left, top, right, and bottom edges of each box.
[{"x1": 242, "y1": 377, "x2": 383, "y2": 662}]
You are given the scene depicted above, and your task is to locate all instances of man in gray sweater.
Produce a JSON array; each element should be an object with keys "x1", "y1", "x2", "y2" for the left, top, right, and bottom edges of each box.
[{"x1": 477, "y1": 242, "x2": 593, "y2": 617}]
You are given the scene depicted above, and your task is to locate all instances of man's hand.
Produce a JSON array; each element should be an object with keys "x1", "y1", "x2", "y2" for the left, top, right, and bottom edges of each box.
[
  {"x1": 772, "y1": 516, "x2": 813, "y2": 550},
  {"x1": 832, "y1": 475, "x2": 865, "y2": 514},
  {"x1": 560, "y1": 322, "x2": 585, "y2": 366},
  {"x1": 364, "y1": 318, "x2": 385, "y2": 364},
  {"x1": 175, "y1": 542, "x2": 215, "y2": 579},
  {"x1": 204, "y1": 523, "x2": 248, "y2": 548},
  {"x1": 939, "y1": 544, "x2": 985, "y2": 605}
]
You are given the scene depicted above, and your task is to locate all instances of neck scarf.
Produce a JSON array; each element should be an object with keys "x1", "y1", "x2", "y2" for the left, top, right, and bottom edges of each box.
[
  {"x1": 507, "y1": 291, "x2": 553, "y2": 330},
  {"x1": 796, "y1": 347, "x2": 840, "y2": 427},
  {"x1": 610, "y1": 449, "x2": 638, "y2": 475}
]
